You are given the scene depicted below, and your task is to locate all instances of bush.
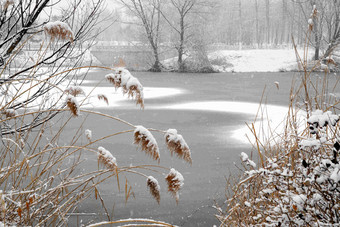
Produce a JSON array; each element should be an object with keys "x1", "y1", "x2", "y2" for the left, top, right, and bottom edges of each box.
[{"x1": 217, "y1": 9, "x2": 340, "y2": 226}]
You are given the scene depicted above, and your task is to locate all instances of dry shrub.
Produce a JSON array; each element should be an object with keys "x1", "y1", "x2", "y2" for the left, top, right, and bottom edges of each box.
[{"x1": 218, "y1": 11, "x2": 340, "y2": 226}]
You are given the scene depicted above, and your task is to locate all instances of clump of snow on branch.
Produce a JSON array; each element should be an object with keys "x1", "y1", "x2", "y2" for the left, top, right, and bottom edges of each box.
[
  {"x1": 97, "y1": 146, "x2": 117, "y2": 171},
  {"x1": 165, "y1": 129, "x2": 192, "y2": 164},
  {"x1": 105, "y1": 67, "x2": 144, "y2": 108},
  {"x1": 134, "y1": 126, "x2": 160, "y2": 162},
  {"x1": 43, "y1": 21, "x2": 74, "y2": 42}
]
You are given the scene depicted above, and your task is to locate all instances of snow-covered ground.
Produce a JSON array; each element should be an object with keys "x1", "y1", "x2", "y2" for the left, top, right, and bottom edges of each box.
[
  {"x1": 164, "y1": 48, "x2": 314, "y2": 72},
  {"x1": 210, "y1": 49, "x2": 309, "y2": 72}
]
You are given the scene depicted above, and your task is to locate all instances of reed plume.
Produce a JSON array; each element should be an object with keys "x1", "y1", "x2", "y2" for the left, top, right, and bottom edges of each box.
[
  {"x1": 146, "y1": 176, "x2": 161, "y2": 204},
  {"x1": 105, "y1": 68, "x2": 144, "y2": 108},
  {"x1": 43, "y1": 21, "x2": 74, "y2": 42},
  {"x1": 165, "y1": 129, "x2": 192, "y2": 164},
  {"x1": 134, "y1": 126, "x2": 160, "y2": 162},
  {"x1": 64, "y1": 86, "x2": 85, "y2": 97},
  {"x1": 97, "y1": 94, "x2": 109, "y2": 105},
  {"x1": 2, "y1": 109, "x2": 17, "y2": 118},
  {"x1": 97, "y1": 146, "x2": 117, "y2": 171},
  {"x1": 165, "y1": 168, "x2": 184, "y2": 203},
  {"x1": 65, "y1": 95, "x2": 79, "y2": 117}
]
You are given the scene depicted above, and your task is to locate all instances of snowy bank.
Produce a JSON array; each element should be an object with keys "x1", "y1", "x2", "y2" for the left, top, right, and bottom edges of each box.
[{"x1": 209, "y1": 49, "x2": 314, "y2": 72}]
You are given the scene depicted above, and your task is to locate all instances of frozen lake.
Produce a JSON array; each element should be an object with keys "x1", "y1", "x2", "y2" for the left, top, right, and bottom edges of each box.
[{"x1": 62, "y1": 70, "x2": 338, "y2": 226}]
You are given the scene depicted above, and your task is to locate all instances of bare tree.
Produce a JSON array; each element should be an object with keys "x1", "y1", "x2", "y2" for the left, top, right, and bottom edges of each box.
[
  {"x1": 118, "y1": 0, "x2": 163, "y2": 72},
  {"x1": 0, "y1": 0, "x2": 105, "y2": 135},
  {"x1": 160, "y1": 0, "x2": 197, "y2": 72}
]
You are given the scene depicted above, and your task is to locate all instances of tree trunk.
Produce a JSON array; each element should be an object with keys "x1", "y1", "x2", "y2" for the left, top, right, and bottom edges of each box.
[
  {"x1": 254, "y1": 0, "x2": 259, "y2": 47},
  {"x1": 265, "y1": 0, "x2": 270, "y2": 45},
  {"x1": 178, "y1": 15, "x2": 185, "y2": 72},
  {"x1": 313, "y1": 5, "x2": 320, "y2": 60},
  {"x1": 150, "y1": 47, "x2": 162, "y2": 72},
  {"x1": 238, "y1": 0, "x2": 242, "y2": 50},
  {"x1": 281, "y1": 0, "x2": 287, "y2": 44}
]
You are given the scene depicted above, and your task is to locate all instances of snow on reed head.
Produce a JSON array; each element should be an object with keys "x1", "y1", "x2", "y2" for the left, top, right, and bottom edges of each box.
[
  {"x1": 165, "y1": 168, "x2": 184, "y2": 203},
  {"x1": 85, "y1": 129, "x2": 92, "y2": 141},
  {"x1": 2, "y1": 109, "x2": 17, "y2": 118},
  {"x1": 97, "y1": 146, "x2": 117, "y2": 171},
  {"x1": 165, "y1": 129, "x2": 192, "y2": 164},
  {"x1": 105, "y1": 68, "x2": 144, "y2": 108},
  {"x1": 134, "y1": 126, "x2": 160, "y2": 162},
  {"x1": 64, "y1": 86, "x2": 85, "y2": 97},
  {"x1": 43, "y1": 21, "x2": 74, "y2": 42},
  {"x1": 146, "y1": 176, "x2": 160, "y2": 204},
  {"x1": 65, "y1": 95, "x2": 79, "y2": 117}
]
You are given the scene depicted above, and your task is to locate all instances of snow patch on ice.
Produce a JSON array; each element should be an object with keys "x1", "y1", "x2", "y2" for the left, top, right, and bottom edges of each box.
[{"x1": 150, "y1": 101, "x2": 306, "y2": 144}]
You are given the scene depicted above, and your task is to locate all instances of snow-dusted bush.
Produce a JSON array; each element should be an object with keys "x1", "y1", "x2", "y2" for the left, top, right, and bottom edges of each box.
[
  {"x1": 218, "y1": 109, "x2": 339, "y2": 226},
  {"x1": 218, "y1": 10, "x2": 340, "y2": 225}
]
